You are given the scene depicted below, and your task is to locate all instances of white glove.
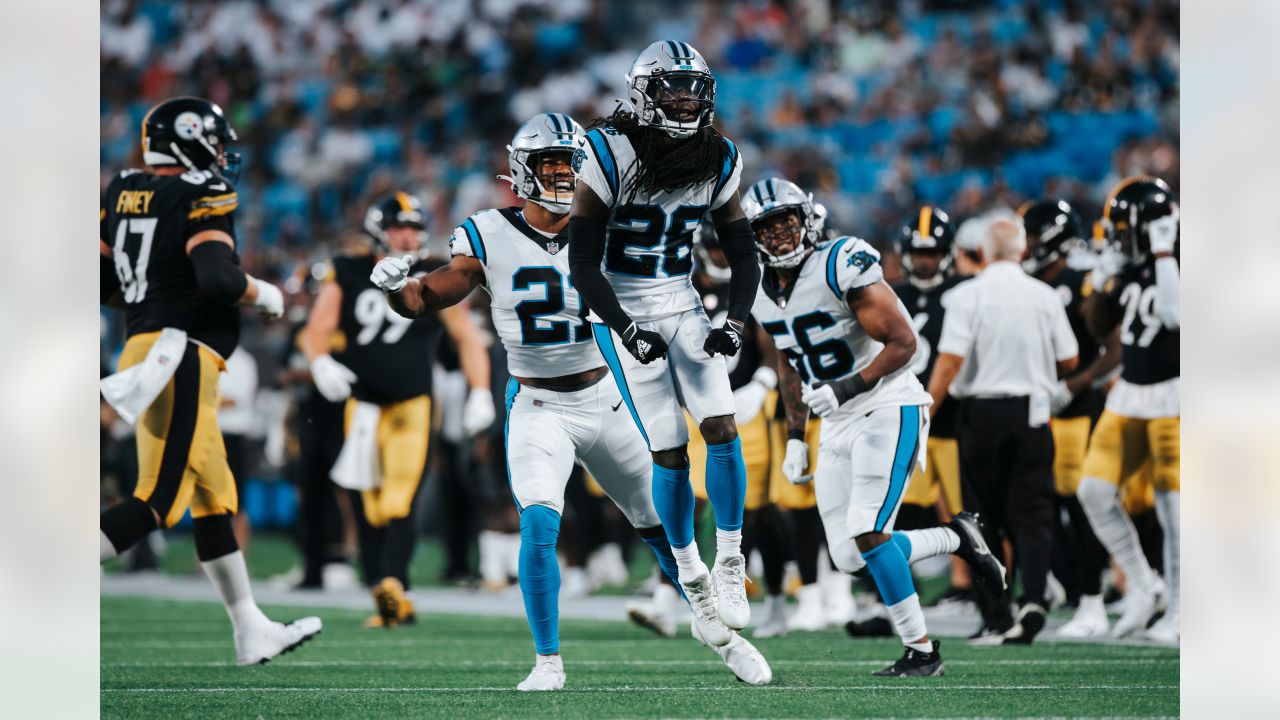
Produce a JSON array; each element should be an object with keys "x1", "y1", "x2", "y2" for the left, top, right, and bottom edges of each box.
[
  {"x1": 731, "y1": 367, "x2": 777, "y2": 425},
  {"x1": 310, "y1": 354, "x2": 357, "y2": 402},
  {"x1": 463, "y1": 388, "x2": 496, "y2": 438},
  {"x1": 370, "y1": 254, "x2": 413, "y2": 293},
  {"x1": 801, "y1": 383, "x2": 841, "y2": 418},
  {"x1": 1050, "y1": 380, "x2": 1074, "y2": 415},
  {"x1": 782, "y1": 439, "x2": 811, "y2": 484},
  {"x1": 1147, "y1": 207, "x2": 1179, "y2": 255},
  {"x1": 251, "y1": 279, "x2": 285, "y2": 320}
]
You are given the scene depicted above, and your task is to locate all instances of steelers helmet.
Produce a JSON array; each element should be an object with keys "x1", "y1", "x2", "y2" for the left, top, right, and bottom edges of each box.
[
  {"x1": 141, "y1": 96, "x2": 240, "y2": 180},
  {"x1": 899, "y1": 206, "x2": 955, "y2": 275},
  {"x1": 1103, "y1": 176, "x2": 1178, "y2": 264},
  {"x1": 363, "y1": 192, "x2": 428, "y2": 254},
  {"x1": 498, "y1": 113, "x2": 585, "y2": 214},
  {"x1": 742, "y1": 177, "x2": 821, "y2": 269},
  {"x1": 1018, "y1": 198, "x2": 1086, "y2": 276},
  {"x1": 693, "y1": 223, "x2": 732, "y2": 283},
  {"x1": 625, "y1": 41, "x2": 716, "y2": 140}
]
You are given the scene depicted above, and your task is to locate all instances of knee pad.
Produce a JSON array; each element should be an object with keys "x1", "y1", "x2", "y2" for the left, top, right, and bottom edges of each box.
[
  {"x1": 100, "y1": 497, "x2": 158, "y2": 555},
  {"x1": 828, "y1": 538, "x2": 866, "y2": 575},
  {"x1": 1076, "y1": 476, "x2": 1118, "y2": 514},
  {"x1": 192, "y1": 513, "x2": 238, "y2": 562}
]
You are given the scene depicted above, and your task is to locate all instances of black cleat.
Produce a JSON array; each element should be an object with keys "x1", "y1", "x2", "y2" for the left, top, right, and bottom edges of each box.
[
  {"x1": 872, "y1": 641, "x2": 944, "y2": 677},
  {"x1": 1000, "y1": 604, "x2": 1047, "y2": 645},
  {"x1": 845, "y1": 616, "x2": 895, "y2": 637},
  {"x1": 948, "y1": 512, "x2": 1007, "y2": 593},
  {"x1": 968, "y1": 619, "x2": 1014, "y2": 645}
]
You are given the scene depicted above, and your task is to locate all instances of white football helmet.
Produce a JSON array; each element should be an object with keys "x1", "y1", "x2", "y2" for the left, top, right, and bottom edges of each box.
[
  {"x1": 625, "y1": 41, "x2": 716, "y2": 140},
  {"x1": 742, "y1": 178, "x2": 821, "y2": 269},
  {"x1": 498, "y1": 112, "x2": 585, "y2": 214}
]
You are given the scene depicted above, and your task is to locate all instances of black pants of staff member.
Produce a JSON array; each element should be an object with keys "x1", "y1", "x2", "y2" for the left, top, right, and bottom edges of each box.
[
  {"x1": 957, "y1": 397, "x2": 1055, "y2": 627},
  {"x1": 295, "y1": 397, "x2": 347, "y2": 588}
]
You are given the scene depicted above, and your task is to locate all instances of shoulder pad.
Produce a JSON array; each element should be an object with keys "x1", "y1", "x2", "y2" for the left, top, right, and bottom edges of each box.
[{"x1": 824, "y1": 236, "x2": 883, "y2": 299}]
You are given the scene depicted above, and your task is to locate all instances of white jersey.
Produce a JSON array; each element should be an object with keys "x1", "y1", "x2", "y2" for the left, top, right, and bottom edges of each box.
[
  {"x1": 752, "y1": 236, "x2": 932, "y2": 421},
  {"x1": 450, "y1": 207, "x2": 603, "y2": 379},
  {"x1": 573, "y1": 126, "x2": 743, "y2": 321}
]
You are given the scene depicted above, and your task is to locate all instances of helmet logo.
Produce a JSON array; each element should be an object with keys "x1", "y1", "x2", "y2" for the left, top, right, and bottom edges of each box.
[{"x1": 174, "y1": 112, "x2": 204, "y2": 140}]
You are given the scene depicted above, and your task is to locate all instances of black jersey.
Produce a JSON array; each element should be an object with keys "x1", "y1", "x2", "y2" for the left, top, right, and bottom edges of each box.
[
  {"x1": 101, "y1": 168, "x2": 242, "y2": 358},
  {"x1": 891, "y1": 275, "x2": 968, "y2": 438},
  {"x1": 330, "y1": 253, "x2": 444, "y2": 404},
  {"x1": 1106, "y1": 262, "x2": 1180, "y2": 385},
  {"x1": 1045, "y1": 267, "x2": 1105, "y2": 418},
  {"x1": 697, "y1": 280, "x2": 762, "y2": 391}
]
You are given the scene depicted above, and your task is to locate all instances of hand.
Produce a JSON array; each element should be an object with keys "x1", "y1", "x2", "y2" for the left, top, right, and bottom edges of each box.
[
  {"x1": 703, "y1": 319, "x2": 745, "y2": 357},
  {"x1": 463, "y1": 388, "x2": 496, "y2": 437},
  {"x1": 310, "y1": 354, "x2": 357, "y2": 402},
  {"x1": 1050, "y1": 380, "x2": 1074, "y2": 415},
  {"x1": 252, "y1": 279, "x2": 285, "y2": 320},
  {"x1": 732, "y1": 381, "x2": 768, "y2": 426},
  {"x1": 782, "y1": 439, "x2": 811, "y2": 484},
  {"x1": 1147, "y1": 208, "x2": 1179, "y2": 255},
  {"x1": 621, "y1": 322, "x2": 668, "y2": 365},
  {"x1": 370, "y1": 255, "x2": 413, "y2": 292},
  {"x1": 801, "y1": 383, "x2": 840, "y2": 417}
]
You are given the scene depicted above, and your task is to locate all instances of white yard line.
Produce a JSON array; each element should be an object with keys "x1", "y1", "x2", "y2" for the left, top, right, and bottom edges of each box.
[
  {"x1": 103, "y1": 684, "x2": 1178, "y2": 693},
  {"x1": 103, "y1": 658, "x2": 1178, "y2": 668}
]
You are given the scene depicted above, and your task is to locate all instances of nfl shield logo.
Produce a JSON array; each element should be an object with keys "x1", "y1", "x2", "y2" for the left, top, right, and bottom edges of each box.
[{"x1": 546, "y1": 241, "x2": 559, "y2": 254}]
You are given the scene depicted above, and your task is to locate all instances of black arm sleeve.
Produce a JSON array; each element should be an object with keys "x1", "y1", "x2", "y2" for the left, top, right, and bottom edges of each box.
[
  {"x1": 189, "y1": 241, "x2": 249, "y2": 304},
  {"x1": 101, "y1": 254, "x2": 122, "y2": 305},
  {"x1": 715, "y1": 217, "x2": 763, "y2": 323},
  {"x1": 568, "y1": 216, "x2": 633, "y2": 335}
]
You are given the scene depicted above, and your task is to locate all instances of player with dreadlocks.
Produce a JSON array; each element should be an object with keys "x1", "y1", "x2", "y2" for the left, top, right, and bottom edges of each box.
[{"x1": 569, "y1": 41, "x2": 762, "y2": 654}]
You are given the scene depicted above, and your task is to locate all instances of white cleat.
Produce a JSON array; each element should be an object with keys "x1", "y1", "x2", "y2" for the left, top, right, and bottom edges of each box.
[
  {"x1": 753, "y1": 595, "x2": 788, "y2": 638},
  {"x1": 789, "y1": 584, "x2": 827, "y2": 632},
  {"x1": 712, "y1": 554, "x2": 751, "y2": 631},
  {"x1": 693, "y1": 623, "x2": 773, "y2": 685},
  {"x1": 682, "y1": 566, "x2": 733, "y2": 647},
  {"x1": 517, "y1": 655, "x2": 566, "y2": 691},
  {"x1": 1056, "y1": 595, "x2": 1110, "y2": 639},
  {"x1": 1144, "y1": 611, "x2": 1179, "y2": 646},
  {"x1": 234, "y1": 616, "x2": 322, "y2": 666},
  {"x1": 625, "y1": 583, "x2": 680, "y2": 638},
  {"x1": 1112, "y1": 582, "x2": 1165, "y2": 639}
]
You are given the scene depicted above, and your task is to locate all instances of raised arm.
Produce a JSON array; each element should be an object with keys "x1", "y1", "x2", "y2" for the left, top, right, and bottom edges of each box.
[{"x1": 377, "y1": 255, "x2": 485, "y2": 319}]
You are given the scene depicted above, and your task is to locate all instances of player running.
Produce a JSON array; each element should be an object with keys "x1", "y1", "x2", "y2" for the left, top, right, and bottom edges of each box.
[
  {"x1": 567, "y1": 40, "x2": 760, "y2": 645},
  {"x1": 744, "y1": 177, "x2": 1005, "y2": 676},
  {"x1": 99, "y1": 97, "x2": 320, "y2": 665},
  {"x1": 370, "y1": 113, "x2": 771, "y2": 690}
]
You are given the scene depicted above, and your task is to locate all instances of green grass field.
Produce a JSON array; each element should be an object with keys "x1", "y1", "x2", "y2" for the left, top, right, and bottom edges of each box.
[{"x1": 102, "y1": 596, "x2": 1179, "y2": 719}]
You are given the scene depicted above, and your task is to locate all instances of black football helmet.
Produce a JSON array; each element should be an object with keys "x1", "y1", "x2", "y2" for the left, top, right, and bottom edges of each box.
[
  {"x1": 363, "y1": 192, "x2": 429, "y2": 253},
  {"x1": 899, "y1": 206, "x2": 955, "y2": 275},
  {"x1": 142, "y1": 96, "x2": 240, "y2": 180},
  {"x1": 1103, "y1": 176, "x2": 1178, "y2": 264},
  {"x1": 1018, "y1": 198, "x2": 1086, "y2": 276}
]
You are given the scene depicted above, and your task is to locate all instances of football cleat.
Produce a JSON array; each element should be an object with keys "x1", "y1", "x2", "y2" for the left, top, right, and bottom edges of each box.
[
  {"x1": 822, "y1": 571, "x2": 857, "y2": 626},
  {"x1": 948, "y1": 512, "x2": 1007, "y2": 593},
  {"x1": 1000, "y1": 603, "x2": 1047, "y2": 645},
  {"x1": 845, "y1": 615, "x2": 895, "y2": 638},
  {"x1": 367, "y1": 577, "x2": 415, "y2": 629},
  {"x1": 712, "y1": 554, "x2": 751, "y2": 631},
  {"x1": 234, "y1": 616, "x2": 322, "y2": 666},
  {"x1": 752, "y1": 594, "x2": 788, "y2": 638},
  {"x1": 1112, "y1": 581, "x2": 1165, "y2": 638},
  {"x1": 693, "y1": 624, "x2": 773, "y2": 685},
  {"x1": 789, "y1": 584, "x2": 828, "y2": 632},
  {"x1": 625, "y1": 583, "x2": 680, "y2": 638},
  {"x1": 968, "y1": 620, "x2": 1014, "y2": 646},
  {"x1": 517, "y1": 655, "x2": 566, "y2": 692},
  {"x1": 872, "y1": 641, "x2": 944, "y2": 677},
  {"x1": 1056, "y1": 595, "x2": 1110, "y2": 639},
  {"x1": 682, "y1": 565, "x2": 732, "y2": 647},
  {"x1": 1144, "y1": 610, "x2": 1179, "y2": 645}
]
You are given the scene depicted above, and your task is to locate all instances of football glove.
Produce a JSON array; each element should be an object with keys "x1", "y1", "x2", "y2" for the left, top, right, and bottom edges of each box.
[
  {"x1": 802, "y1": 374, "x2": 869, "y2": 418},
  {"x1": 782, "y1": 438, "x2": 811, "y2": 484},
  {"x1": 703, "y1": 319, "x2": 745, "y2": 357},
  {"x1": 731, "y1": 366, "x2": 777, "y2": 426},
  {"x1": 621, "y1": 322, "x2": 668, "y2": 365},
  {"x1": 251, "y1": 279, "x2": 285, "y2": 320},
  {"x1": 311, "y1": 354, "x2": 357, "y2": 402},
  {"x1": 370, "y1": 255, "x2": 413, "y2": 293},
  {"x1": 1147, "y1": 208, "x2": 1179, "y2": 255},
  {"x1": 1050, "y1": 380, "x2": 1075, "y2": 415},
  {"x1": 462, "y1": 388, "x2": 496, "y2": 437}
]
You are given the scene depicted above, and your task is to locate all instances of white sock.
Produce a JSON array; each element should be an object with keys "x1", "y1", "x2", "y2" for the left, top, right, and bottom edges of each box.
[
  {"x1": 479, "y1": 530, "x2": 506, "y2": 584},
  {"x1": 1078, "y1": 594, "x2": 1104, "y2": 614},
  {"x1": 885, "y1": 593, "x2": 928, "y2": 646},
  {"x1": 900, "y1": 528, "x2": 960, "y2": 562},
  {"x1": 1154, "y1": 490, "x2": 1180, "y2": 615},
  {"x1": 100, "y1": 531, "x2": 118, "y2": 563},
  {"x1": 535, "y1": 653, "x2": 563, "y2": 669},
  {"x1": 672, "y1": 541, "x2": 703, "y2": 581},
  {"x1": 1078, "y1": 477, "x2": 1158, "y2": 592},
  {"x1": 715, "y1": 528, "x2": 742, "y2": 559},
  {"x1": 200, "y1": 551, "x2": 268, "y2": 629},
  {"x1": 906, "y1": 639, "x2": 934, "y2": 653}
]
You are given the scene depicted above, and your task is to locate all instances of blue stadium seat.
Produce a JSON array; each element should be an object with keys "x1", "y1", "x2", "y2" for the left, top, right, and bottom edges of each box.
[{"x1": 368, "y1": 128, "x2": 402, "y2": 164}]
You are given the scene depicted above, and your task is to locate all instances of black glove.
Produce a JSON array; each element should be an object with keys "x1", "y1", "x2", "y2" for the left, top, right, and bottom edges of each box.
[
  {"x1": 622, "y1": 322, "x2": 668, "y2": 364},
  {"x1": 703, "y1": 319, "x2": 745, "y2": 357}
]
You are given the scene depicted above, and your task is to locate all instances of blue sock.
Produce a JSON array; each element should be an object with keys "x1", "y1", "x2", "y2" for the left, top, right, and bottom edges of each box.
[
  {"x1": 889, "y1": 532, "x2": 913, "y2": 563},
  {"x1": 638, "y1": 525, "x2": 687, "y2": 602},
  {"x1": 862, "y1": 538, "x2": 919, "y2": 606},
  {"x1": 705, "y1": 438, "x2": 747, "y2": 531},
  {"x1": 651, "y1": 463, "x2": 694, "y2": 549},
  {"x1": 518, "y1": 505, "x2": 561, "y2": 655}
]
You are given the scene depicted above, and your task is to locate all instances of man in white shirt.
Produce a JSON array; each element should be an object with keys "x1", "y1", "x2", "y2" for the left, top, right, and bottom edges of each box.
[{"x1": 927, "y1": 218, "x2": 1079, "y2": 645}]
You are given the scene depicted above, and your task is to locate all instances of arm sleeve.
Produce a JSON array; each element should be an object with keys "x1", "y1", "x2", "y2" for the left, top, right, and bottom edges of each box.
[
  {"x1": 828, "y1": 237, "x2": 885, "y2": 300},
  {"x1": 573, "y1": 130, "x2": 619, "y2": 208},
  {"x1": 568, "y1": 216, "x2": 633, "y2": 334},
  {"x1": 1050, "y1": 293, "x2": 1080, "y2": 362},
  {"x1": 189, "y1": 241, "x2": 249, "y2": 304},
  {"x1": 714, "y1": 216, "x2": 762, "y2": 323},
  {"x1": 710, "y1": 140, "x2": 743, "y2": 210},
  {"x1": 937, "y1": 285, "x2": 975, "y2": 357},
  {"x1": 1153, "y1": 256, "x2": 1180, "y2": 329}
]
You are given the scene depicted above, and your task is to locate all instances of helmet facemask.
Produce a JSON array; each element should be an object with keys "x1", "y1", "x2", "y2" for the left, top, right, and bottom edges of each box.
[
  {"x1": 521, "y1": 148, "x2": 577, "y2": 214},
  {"x1": 753, "y1": 207, "x2": 814, "y2": 269},
  {"x1": 630, "y1": 71, "x2": 715, "y2": 140}
]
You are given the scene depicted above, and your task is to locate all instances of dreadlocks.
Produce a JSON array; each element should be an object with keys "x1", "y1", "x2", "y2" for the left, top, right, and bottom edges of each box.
[{"x1": 589, "y1": 107, "x2": 729, "y2": 202}]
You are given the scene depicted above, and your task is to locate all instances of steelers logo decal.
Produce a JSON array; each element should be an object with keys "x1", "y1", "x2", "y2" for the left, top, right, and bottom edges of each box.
[{"x1": 174, "y1": 111, "x2": 204, "y2": 140}]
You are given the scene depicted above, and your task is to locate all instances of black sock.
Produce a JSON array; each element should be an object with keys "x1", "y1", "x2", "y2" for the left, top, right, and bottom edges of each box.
[
  {"x1": 790, "y1": 506, "x2": 822, "y2": 585},
  {"x1": 384, "y1": 515, "x2": 418, "y2": 588},
  {"x1": 101, "y1": 497, "x2": 157, "y2": 556},
  {"x1": 193, "y1": 513, "x2": 239, "y2": 562}
]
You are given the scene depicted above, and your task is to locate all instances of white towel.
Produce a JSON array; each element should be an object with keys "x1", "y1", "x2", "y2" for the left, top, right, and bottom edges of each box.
[
  {"x1": 330, "y1": 401, "x2": 382, "y2": 491},
  {"x1": 100, "y1": 328, "x2": 188, "y2": 425}
]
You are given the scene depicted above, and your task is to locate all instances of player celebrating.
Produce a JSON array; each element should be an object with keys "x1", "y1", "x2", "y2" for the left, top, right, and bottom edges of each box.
[
  {"x1": 743, "y1": 177, "x2": 1005, "y2": 676},
  {"x1": 370, "y1": 113, "x2": 771, "y2": 690},
  {"x1": 567, "y1": 41, "x2": 759, "y2": 644},
  {"x1": 302, "y1": 192, "x2": 494, "y2": 628},
  {"x1": 99, "y1": 97, "x2": 320, "y2": 664},
  {"x1": 1077, "y1": 177, "x2": 1181, "y2": 643}
]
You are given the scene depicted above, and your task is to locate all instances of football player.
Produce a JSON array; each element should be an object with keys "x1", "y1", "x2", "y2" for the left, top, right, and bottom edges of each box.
[
  {"x1": 567, "y1": 40, "x2": 759, "y2": 645},
  {"x1": 99, "y1": 97, "x2": 320, "y2": 664},
  {"x1": 1076, "y1": 177, "x2": 1180, "y2": 643},
  {"x1": 745, "y1": 177, "x2": 1005, "y2": 676},
  {"x1": 370, "y1": 113, "x2": 771, "y2": 690},
  {"x1": 302, "y1": 192, "x2": 495, "y2": 628},
  {"x1": 1017, "y1": 199, "x2": 1122, "y2": 638}
]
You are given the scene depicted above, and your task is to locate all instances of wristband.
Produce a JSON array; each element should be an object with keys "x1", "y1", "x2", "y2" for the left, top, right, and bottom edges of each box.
[{"x1": 787, "y1": 428, "x2": 806, "y2": 441}]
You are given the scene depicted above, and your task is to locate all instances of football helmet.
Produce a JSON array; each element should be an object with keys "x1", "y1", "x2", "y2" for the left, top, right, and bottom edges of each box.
[
  {"x1": 363, "y1": 192, "x2": 429, "y2": 255},
  {"x1": 693, "y1": 223, "x2": 732, "y2": 283},
  {"x1": 498, "y1": 113, "x2": 585, "y2": 214},
  {"x1": 626, "y1": 41, "x2": 716, "y2": 140},
  {"x1": 899, "y1": 206, "x2": 955, "y2": 275},
  {"x1": 1102, "y1": 176, "x2": 1178, "y2": 264},
  {"x1": 742, "y1": 178, "x2": 821, "y2": 269},
  {"x1": 141, "y1": 96, "x2": 240, "y2": 181},
  {"x1": 1018, "y1": 198, "x2": 1087, "y2": 276}
]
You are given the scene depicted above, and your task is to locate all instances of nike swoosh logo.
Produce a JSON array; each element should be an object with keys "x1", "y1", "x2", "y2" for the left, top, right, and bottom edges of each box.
[{"x1": 612, "y1": 400, "x2": 624, "y2": 412}]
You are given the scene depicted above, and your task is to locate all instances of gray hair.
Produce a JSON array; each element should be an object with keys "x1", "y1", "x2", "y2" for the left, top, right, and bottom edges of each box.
[{"x1": 984, "y1": 217, "x2": 1028, "y2": 261}]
